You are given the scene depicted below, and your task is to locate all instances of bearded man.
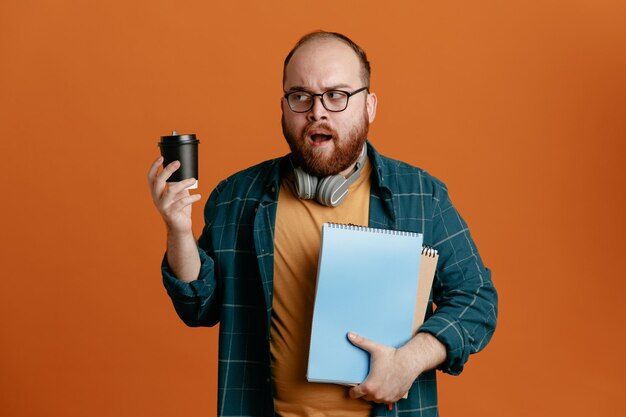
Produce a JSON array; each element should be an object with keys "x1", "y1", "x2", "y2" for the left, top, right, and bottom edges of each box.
[{"x1": 148, "y1": 31, "x2": 497, "y2": 417}]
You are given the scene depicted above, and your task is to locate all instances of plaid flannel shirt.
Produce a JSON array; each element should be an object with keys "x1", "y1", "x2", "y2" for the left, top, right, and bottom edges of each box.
[{"x1": 162, "y1": 141, "x2": 498, "y2": 417}]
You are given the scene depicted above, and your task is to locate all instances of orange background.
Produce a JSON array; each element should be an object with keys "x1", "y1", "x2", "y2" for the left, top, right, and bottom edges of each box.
[{"x1": 1, "y1": 1, "x2": 625, "y2": 416}]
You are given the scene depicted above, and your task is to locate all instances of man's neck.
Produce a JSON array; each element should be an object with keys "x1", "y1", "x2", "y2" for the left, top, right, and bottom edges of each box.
[{"x1": 338, "y1": 143, "x2": 366, "y2": 178}]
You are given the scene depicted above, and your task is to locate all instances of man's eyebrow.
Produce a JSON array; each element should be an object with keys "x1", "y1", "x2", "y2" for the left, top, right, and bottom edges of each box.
[
  {"x1": 285, "y1": 86, "x2": 309, "y2": 93},
  {"x1": 285, "y1": 84, "x2": 354, "y2": 93}
]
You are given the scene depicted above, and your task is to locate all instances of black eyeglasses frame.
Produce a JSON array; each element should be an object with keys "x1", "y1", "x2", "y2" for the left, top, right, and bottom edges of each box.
[{"x1": 283, "y1": 86, "x2": 369, "y2": 113}]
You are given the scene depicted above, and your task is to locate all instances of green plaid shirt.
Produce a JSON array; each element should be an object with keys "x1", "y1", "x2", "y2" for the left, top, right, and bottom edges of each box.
[{"x1": 162, "y1": 141, "x2": 498, "y2": 417}]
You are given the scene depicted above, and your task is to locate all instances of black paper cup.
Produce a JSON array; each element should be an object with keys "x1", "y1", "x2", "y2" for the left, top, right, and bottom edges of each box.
[{"x1": 158, "y1": 132, "x2": 200, "y2": 189}]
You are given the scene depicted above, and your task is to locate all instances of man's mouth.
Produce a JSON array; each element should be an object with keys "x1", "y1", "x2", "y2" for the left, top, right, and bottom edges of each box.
[{"x1": 310, "y1": 134, "x2": 332, "y2": 143}]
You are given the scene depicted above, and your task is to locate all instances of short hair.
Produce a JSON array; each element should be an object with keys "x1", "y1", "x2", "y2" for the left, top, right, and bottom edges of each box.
[{"x1": 282, "y1": 31, "x2": 371, "y2": 87}]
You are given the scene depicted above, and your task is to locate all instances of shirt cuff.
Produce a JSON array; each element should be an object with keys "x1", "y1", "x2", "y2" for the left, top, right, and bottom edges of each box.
[{"x1": 161, "y1": 247, "x2": 216, "y2": 301}]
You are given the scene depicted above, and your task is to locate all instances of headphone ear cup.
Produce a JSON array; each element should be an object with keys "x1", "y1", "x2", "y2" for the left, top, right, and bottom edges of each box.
[
  {"x1": 292, "y1": 144, "x2": 367, "y2": 206},
  {"x1": 293, "y1": 166, "x2": 319, "y2": 200},
  {"x1": 317, "y1": 175, "x2": 349, "y2": 207}
]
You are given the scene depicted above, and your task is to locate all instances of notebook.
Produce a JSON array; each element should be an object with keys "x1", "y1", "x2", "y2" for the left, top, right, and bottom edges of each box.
[
  {"x1": 412, "y1": 246, "x2": 439, "y2": 335},
  {"x1": 307, "y1": 223, "x2": 437, "y2": 385}
]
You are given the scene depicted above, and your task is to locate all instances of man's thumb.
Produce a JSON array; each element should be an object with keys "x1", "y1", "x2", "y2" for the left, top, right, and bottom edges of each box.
[{"x1": 347, "y1": 332, "x2": 378, "y2": 352}]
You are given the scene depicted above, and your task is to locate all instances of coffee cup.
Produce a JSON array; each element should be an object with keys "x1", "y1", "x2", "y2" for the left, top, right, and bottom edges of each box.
[{"x1": 158, "y1": 131, "x2": 200, "y2": 189}]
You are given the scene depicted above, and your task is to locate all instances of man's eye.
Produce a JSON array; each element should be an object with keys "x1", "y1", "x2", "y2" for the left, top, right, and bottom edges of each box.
[
  {"x1": 293, "y1": 93, "x2": 311, "y2": 102},
  {"x1": 326, "y1": 91, "x2": 346, "y2": 100}
]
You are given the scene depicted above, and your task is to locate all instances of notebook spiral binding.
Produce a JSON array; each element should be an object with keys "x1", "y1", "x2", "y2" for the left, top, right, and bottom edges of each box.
[
  {"x1": 421, "y1": 245, "x2": 438, "y2": 257},
  {"x1": 326, "y1": 222, "x2": 422, "y2": 238}
]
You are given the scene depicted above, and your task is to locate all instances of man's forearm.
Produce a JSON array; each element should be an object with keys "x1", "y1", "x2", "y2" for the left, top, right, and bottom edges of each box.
[
  {"x1": 166, "y1": 230, "x2": 201, "y2": 283},
  {"x1": 399, "y1": 332, "x2": 447, "y2": 379}
]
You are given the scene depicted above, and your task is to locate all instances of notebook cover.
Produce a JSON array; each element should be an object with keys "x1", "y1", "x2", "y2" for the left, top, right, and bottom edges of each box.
[{"x1": 307, "y1": 223, "x2": 423, "y2": 384}]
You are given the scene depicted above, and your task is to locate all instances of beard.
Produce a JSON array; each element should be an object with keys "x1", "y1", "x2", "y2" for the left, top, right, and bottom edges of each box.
[{"x1": 282, "y1": 109, "x2": 369, "y2": 177}]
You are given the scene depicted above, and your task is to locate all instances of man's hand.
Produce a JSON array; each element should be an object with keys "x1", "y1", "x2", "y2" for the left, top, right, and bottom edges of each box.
[
  {"x1": 147, "y1": 156, "x2": 201, "y2": 235},
  {"x1": 147, "y1": 156, "x2": 202, "y2": 282},
  {"x1": 347, "y1": 331, "x2": 447, "y2": 404},
  {"x1": 347, "y1": 332, "x2": 415, "y2": 403}
]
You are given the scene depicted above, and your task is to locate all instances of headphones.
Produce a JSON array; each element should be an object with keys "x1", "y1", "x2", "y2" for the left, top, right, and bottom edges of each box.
[{"x1": 292, "y1": 145, "x2": 368, "y2": 207}]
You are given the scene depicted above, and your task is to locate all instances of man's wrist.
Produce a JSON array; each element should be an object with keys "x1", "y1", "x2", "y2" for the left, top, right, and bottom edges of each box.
[{"x1": 166, "y1": 227, "x2": 195, "y2": 242}]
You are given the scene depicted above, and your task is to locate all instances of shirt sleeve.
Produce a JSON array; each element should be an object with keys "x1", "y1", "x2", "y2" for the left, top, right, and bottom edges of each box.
[
  {"x1": 418, "y1": 185, "x2": 498, "y2": 376},
  {"x1": 161, "y1": 247, "x2": 220, "y2": 327}
]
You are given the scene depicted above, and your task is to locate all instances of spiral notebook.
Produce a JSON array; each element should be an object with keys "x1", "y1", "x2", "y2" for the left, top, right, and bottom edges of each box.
[{"x1": 307, "y1": 223, "x2": 438, "y2": 385}]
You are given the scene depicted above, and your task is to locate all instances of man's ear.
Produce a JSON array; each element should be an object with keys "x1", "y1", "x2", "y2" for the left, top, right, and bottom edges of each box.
[{"x1": 366, "y1": 92, "x2": 378, "y2": 123}]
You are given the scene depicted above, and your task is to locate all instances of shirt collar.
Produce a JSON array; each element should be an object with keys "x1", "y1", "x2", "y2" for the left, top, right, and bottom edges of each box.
[{"x1": 262, "y1": 140, "x2": 396, "y2": 219}]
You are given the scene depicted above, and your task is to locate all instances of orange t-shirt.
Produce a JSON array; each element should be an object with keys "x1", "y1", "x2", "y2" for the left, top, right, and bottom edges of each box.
[{"x1": 271, "y1": 159, "x2": 373, "y2": 416}]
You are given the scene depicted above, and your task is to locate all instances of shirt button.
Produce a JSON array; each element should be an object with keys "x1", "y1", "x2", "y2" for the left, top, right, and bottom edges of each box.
[{"x1": 271, "y1": 186, "x2": 275, "y2": 193}]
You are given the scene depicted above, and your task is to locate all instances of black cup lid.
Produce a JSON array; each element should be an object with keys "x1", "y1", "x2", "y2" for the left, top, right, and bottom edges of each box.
[{"x1": 159, "y1": 131, "x2": 199, "y2": 146}]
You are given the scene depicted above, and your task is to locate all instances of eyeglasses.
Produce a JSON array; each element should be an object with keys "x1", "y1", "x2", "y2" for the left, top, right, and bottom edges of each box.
[{"x1": 283, "y1": 86, "x2": 369, "y2": 113}]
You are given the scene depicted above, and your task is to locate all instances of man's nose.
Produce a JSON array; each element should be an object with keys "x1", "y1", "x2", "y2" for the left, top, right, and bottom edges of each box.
[{"x1": 307, "y1": 95, "x2": 328, "y2": 121}]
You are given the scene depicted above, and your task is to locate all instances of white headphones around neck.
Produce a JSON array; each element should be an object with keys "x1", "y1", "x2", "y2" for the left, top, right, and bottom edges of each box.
[{"x1": 292, "y1": 145, "x2": 367, "y2": 207}]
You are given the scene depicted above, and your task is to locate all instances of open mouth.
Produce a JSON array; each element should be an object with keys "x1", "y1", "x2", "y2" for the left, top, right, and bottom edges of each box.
[{"x1": 310, "y1": 134, "x2": 332, "y2": 143}]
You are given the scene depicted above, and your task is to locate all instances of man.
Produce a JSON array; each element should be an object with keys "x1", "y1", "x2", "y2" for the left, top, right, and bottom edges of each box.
[{"x1": 148, "y1": 31, "x2": 497, "y2": 416}]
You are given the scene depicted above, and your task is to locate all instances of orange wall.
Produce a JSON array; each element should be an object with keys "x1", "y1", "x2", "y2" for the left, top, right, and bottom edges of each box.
[{"x1": 1, "y1": 1, "x2": 625, "y2": 416}]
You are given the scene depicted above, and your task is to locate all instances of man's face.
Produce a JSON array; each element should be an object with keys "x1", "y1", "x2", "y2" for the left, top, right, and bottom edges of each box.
[{"x1": 281, "y1": 39, "x2": 377, "y2": 177}]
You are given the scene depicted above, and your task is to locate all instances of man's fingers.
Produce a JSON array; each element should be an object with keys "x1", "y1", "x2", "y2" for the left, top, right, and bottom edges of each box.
[
  {"x1": 148, "y1": 156, "x2": 164, "y2": 199},
  {"x1": 166, "y1": 177, "x2": 197, "y2": 196},
  {"x1": 350, "y1": 384, "x2": 397, "y2": 404},
  {"x1": 148, "y1": 156, "x2": 163, "y2": 193},
  {"x1": 349, "y1": 384, "x2": 366, "y2": 399},
  {"x1": 170, "y1": 193, "x2": 202, "y2": 212},
  {"x1": 147, "y1": 156, "x2": 164, "y2": 184},
  {"x1": 347, "y1": 332, "x2": 380, "y2": 353},
  {"x1": 156, "y1": 160, "x2": 181, "y2": 184},
  {"x1": 349, "y1": 385, "x2": 384, "y2": 403},
  {"x1": 158, "y1": 178, "x2": 195, "y2": 207}
]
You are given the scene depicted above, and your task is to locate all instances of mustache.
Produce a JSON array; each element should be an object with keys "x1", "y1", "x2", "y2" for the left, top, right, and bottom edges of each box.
[{"x1": 304, "y1": 122, "x2": 337, "y2": 138}]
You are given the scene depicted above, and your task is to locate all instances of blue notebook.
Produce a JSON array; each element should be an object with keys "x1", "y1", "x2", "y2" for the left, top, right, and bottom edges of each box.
[{"x1": 307, "y1": 223, "x2": 424, "y2": 384}]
